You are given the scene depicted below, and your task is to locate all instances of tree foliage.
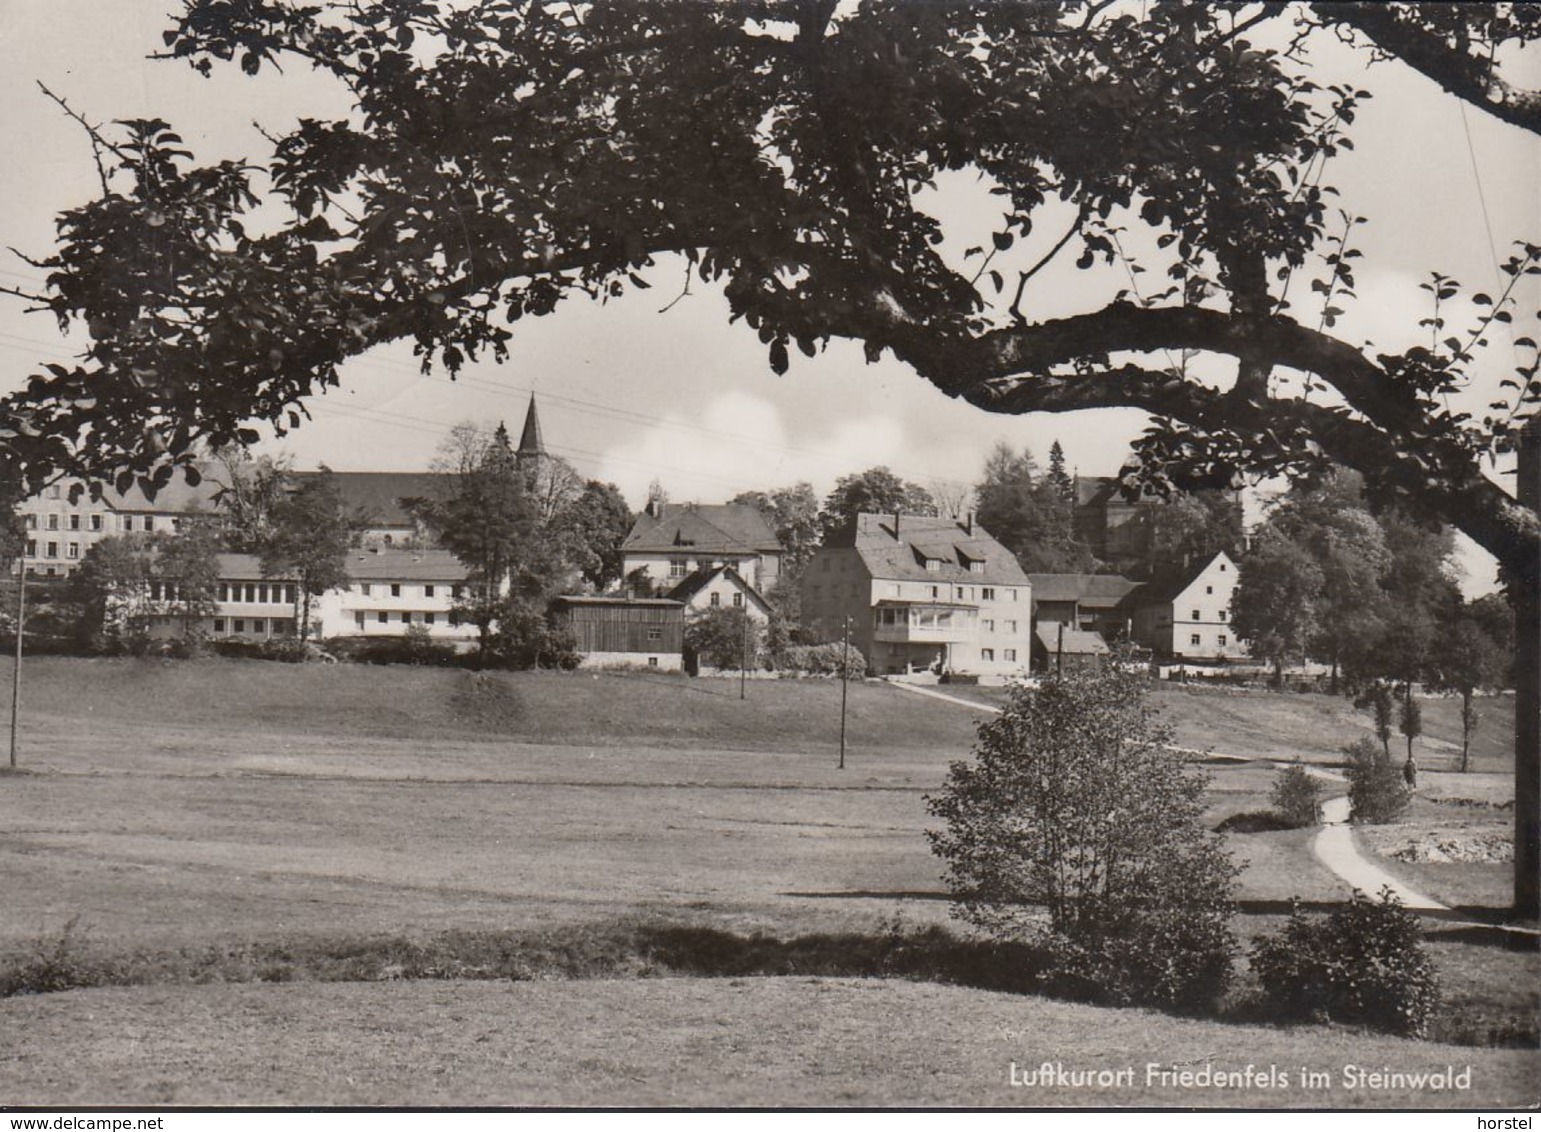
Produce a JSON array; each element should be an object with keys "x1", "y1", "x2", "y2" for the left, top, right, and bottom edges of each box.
[
  {"x1": 974, "y1": 441, "x2": 1096, "y2": 574},
  {"x1": 926, "y1": 665, "x2": 1238, "y2": 1009},
  {"x1": 818, "y1": 467, "x2": 935, "y2": 538},
  {"x1": 555, "y1": 479, "x2": 633, "y2": 591},
  {"x1": 261, "y1": 467, "x2": 352, "y2": 640},
  {"x1": 154, "y1": 516, "x2": 222, "y2": 647},
  {"x1": 684, "y1": 604, "x2": 762, "y2": 672}
]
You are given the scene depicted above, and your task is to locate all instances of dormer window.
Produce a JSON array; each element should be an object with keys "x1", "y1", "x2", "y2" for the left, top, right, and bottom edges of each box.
[{"x1": 924, "y1": 558, "x2": 942, "y2": 572}]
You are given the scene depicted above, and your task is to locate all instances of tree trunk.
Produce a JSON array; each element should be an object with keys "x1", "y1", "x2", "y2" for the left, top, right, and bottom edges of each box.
[
  {"x1": 1461, "y1": 689, "x2": 1473, "y2": 775},
  {"x1": 1515, "y1": 421, "x2": 1540, "y2": 921}
]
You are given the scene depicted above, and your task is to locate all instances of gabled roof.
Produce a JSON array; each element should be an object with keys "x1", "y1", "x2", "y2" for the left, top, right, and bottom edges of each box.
[
  {"x1": 1028, "y1": 573, "x2": 1144, "y2": 607},
  {"x1": 837, "y1": 513, "x2": 1029, "y2": 585},
  {"x1": 1034, "y1": 625, "x2": 1111, "y2": 655},
  {"x1": 666, "y1": 565, "x2": 773, "y2": 614},
  {"x1": 622, "y1": 503, "x2": 780, "y2": 556},
  {"x1": 1137, "y1": 551, "x2": 1237, "y2": 605},
  {"x1": 288, "y1": 471, "x2": 446, "y2": 528}
]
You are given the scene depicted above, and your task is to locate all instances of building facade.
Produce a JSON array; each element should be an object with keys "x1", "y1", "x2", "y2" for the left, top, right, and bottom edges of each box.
[
  {"x1": 800, "y1": 512, "x2": 1032, "y2": 677},
  {"x1": 551, "y1": 596, "x2": 685, "y2": 671},
  {"x1": 1130, "y1": 551, "x2": 1247, "y2": 661},
  {"x1": 621, "y1": 503, "x2": 783, "y2": 595}
]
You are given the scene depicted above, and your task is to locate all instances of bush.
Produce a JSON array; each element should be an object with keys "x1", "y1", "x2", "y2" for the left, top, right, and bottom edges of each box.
[
  {"x1": 684, "y1": 606, "x2": 763, "y2": 671},
  {"x1": 775, "y1": 641, "x2": 866, "y2": 678},
  {"x1": 1271, "y1": 761, "x2": 1324, "y2": 827},
  {"x1": 348, "y1": 625, "x2": 460, "y2": 667},
  {"x1": 926, "y1": 665, "x2": 1239, "y2": 1010},
  {"x1": 1344, "y1": 737, "x2": 1411, "y2": 824},
  {"x1": 1250, "y1": 889, "x2": 1440, "y2": 1037}
]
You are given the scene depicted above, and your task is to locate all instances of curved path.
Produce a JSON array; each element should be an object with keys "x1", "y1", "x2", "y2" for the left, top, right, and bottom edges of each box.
[{"x1": 885, "y1": 679, "x2": 1450, "y2": 909}]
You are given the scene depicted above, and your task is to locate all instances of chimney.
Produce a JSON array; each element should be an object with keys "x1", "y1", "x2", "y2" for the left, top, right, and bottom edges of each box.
[{"x1": 963, "y1": 511, "x2": 974, "y2": 536}]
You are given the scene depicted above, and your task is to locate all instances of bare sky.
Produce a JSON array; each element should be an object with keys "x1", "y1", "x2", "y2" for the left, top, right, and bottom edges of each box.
[{"x1": 1, "y1": 2, "x2": 1536, "y2": 592}]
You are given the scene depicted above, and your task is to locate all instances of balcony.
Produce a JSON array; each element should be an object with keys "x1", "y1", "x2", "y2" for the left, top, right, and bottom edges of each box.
[{"x1": 870, "y1": 600, "x2": 976, "y2": 644}]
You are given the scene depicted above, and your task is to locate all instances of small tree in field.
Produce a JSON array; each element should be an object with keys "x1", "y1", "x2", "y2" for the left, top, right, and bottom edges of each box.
[
  {"x1": 926, "y1": 665, "x2": 1238, "y2": 1010},
  {"x1": 684, "y1": 605, "x2": 762, "y2": 672},
  {"x1": 1271, "y1": 762, "x2": 1324, "y2": 828},
  {"x1": 1345, "y1": 738, "x2": 1411, "y2": 825}
]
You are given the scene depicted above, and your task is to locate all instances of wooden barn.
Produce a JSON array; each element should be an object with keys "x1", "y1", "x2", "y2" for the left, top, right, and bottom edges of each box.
[{"x1": 552, "y1": 596, "x2": 685, "y2": 672}]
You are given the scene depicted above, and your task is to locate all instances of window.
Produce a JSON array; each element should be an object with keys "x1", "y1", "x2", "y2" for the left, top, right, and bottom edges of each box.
[
  {"x1": 969, "y1": 560, "x2": 985, "y2": 573},
  {"x1": 1219, "y1": 562, "x2": 1227, "y2": 571},
  {"x1": 924, "y1": 558, "x2": 941, "y2": 572},
  {"x1": 45, "y1": 542, "x2": 57, "y2": 558},
  {"x1": 285, "y1": 585, "x2": 296, "y2": 604},
  {"x1": 402, "y1": 612, "x2": 413, "y2": 625},
  {"x1": 233, "y1": 619, "x2": 246, "y2": 633},
  {"x1": 378, "y1": 611, "x2": 389, "y2": 623},
  {"x1": 647, "y1": 626, "x2": 662, "y2": 642},
  {"x1": 69, "y1": 514, "x2": 80, "y2": 531},
  {"x1": 929, "y1": 585, "x2": 939, "y2": 599},
  {"x1": 648, "y1": 656, "x2": 658, "y2": 667},
  {"x1": 424, "y1": 585, "x2": 435, "y2": 598},
  {"x1": 47, "y1": 514, "x2": 58, "y2": 531},
  {"x1": 121, "y1": 516, "x2": 133, "y2": 532},
  {"x1": 218, "y1": 583, "x2": 229, "y2": 602},
  {"x1": 144, "y1": 517, "x2": 155, "y2": 532},
  {"x1": 1006, "y1": 589, "x2": 1017, "y2": 601},
  {"x1": 245, "y1": 584, "x2": 256, "y2": 603},
  {"x1": 452, "y1": 585, "x2": 464, "y2": 599},
  {"x1": 669, "y1": 559, "x2": 687, "y2": 579},
  {"x1": 213, "y1": 619, "x2": 225, "y2": 633},
  {"x1": 425, "y1": 612, "x2": 435, "y2": 625},
  {"x1": 981, "y1": 619, "x2": 995, "y2": 632},
  {"x1": 356, "y1": 613, "x2": 365, "y2": 630},
  {"x1": 732, "y1": 593, "x2": 743, "y2": 608},
  {"x1": 90, "y1": 514, "x2": 102, "y2": 531},
  {"x1": 360, "y1": 583, "x2": 373, "y2": 596},
  {"x1": 251, "y1": 619, "x2": 265, "y2": 634},
  {"x1": 25, "y1": 540, "x2": 35, "y2": 556},
  {"x1": 1004, "y1": 620, "x2": 1017, "y2": 633},
  {"x1": 1217, "y1": 634, "x2": 1229, "y2": 647},
  {"x1": 1004, "y1": 649, "x2": 1017, "y2": 662},
  {"x1": 391, "y1": 583, "x2": 401, "y2": 597},
  {"x1": 980, "y1": 587, "x2": 995, "y2": 600},
  {"x1": 1191, "y1": 609, "x2": 1201, "y2": 621},
  {"x1": 23, "y1": 515, "x2": 36, "y2": 529},
  {"x1": 1219, "y1": 610, "x2": 1228, "y2": 622},
  {"x1": 258, "y1": 584, "x2": 269, "y2": 603},
  {"x1": 149, "y1": 581, "x2": 162, "y2": 601},
  {"x1": 981, "y1": 648, "x2": 995, "y2": 662},
  {"x1": 709, "y1": 593, "x2": 720, "y2": 607},
  {"x1": 46, "y1": 485, "x2": 59, "y2": 500},
  {"x1": 1205, "y1": 585, "x2": 1213, "y2": 594},
  {"x1": 1190, "y1": 633, "x2": 1202, "y2": 647}
]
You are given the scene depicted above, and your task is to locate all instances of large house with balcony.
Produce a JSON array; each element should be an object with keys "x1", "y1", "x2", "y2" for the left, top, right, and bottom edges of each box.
[
  {"x1": 621, "y1": 502, "x2": 783, "y2": 596},
  {"x1": 799, "y1": 512, "x2": 1032, "y2": 677}
]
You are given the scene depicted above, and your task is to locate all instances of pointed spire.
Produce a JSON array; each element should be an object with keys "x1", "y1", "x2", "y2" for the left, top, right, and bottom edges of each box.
[{"x1": 517, "y1": 395, "x2": 545, "y2": 461}]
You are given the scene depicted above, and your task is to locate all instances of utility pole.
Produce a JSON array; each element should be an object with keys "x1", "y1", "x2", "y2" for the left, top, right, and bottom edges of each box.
[
  {"x1": 838, "y1": 616, "x2": 850, "y2": 770},
  {"x1": 1056, "y1": 621, "x2": 1065, "y2": 678},
  {"x1": 739, "y1": 609, "x2": 748, "y2": 701},
  {"x1": 10, "y1": 564, "x2": 24, "y2": 769}
]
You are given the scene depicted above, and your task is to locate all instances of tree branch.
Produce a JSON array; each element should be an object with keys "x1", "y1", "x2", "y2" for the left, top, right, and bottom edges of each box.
[{"x1": 1312, "y1": 3, "x2": 1541, "y2": 135}]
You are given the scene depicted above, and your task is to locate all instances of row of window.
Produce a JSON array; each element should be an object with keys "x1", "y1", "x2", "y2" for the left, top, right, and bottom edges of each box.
[
  {"x1": 978, "y1": 648, "x2": 1019, "y2": 663},
  {"x1": 212, "y1": 617, "x2": 295, "y2": 635},
  {"x1": 26, "y1": 513, "x2": 165, "y2": 533},
  {"x1": 706, "y1": 592, "x2": 744, "y2": 608},
  {"x1": 218, "y1": 582, "x2": 300, "y2": 605},
  {"x1": 26, "y1": 540, "x2": 77, "y2": 560},
  {"x1": 354, "y1": 610, "x2": 447, "y2": 628},
  {"x1": 1190, "y1": 633, "x2": 1231, "y2": 648},
  {"x1": 355, "y1": 582, "x2": 461, "y2": 599}
]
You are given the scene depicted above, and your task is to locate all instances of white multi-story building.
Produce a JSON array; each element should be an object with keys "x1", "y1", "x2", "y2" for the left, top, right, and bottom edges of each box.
[
  {"x1": 800, "y1": 512, "x2": 1033, "y2": 677},
  {"x1": 621, "y1": 503, "x2": 783, "y2": 595},
  {"x1": 1131, "y1": 551, "x2": 1247, "y2": 661}
]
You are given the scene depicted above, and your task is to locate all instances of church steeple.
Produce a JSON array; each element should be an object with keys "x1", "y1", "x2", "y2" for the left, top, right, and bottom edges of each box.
[{"x1": 517, "y1": 395, "x2": 545, "y2": 462}]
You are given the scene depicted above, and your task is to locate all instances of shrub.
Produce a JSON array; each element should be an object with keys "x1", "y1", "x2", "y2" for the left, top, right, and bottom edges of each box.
[
  {"x1": 1271, "y1": 761, "x2": 1324, "y2": 827},
  {"x1": 684, "y1": 606, "x2": 764, "y2": 671},
  {"x1": 1250, "y1": 889, "x2": 1440, "y2": 1037},
  {"x1": 775, "y1": 641, "x2": 866, "y2": 678},
  {"x1": 1344, "y1": 737, "x2": 1411, "y2": 824},
  {"x1": 926, "y1": 665, "x2": 1239, "y2": 1010},
  {"x1": 348, "y1": 625, "x2": 459, "y2": 667}
]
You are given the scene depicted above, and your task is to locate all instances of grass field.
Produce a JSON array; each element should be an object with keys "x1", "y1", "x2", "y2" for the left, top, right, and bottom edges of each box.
[{"x1": 0, "y1": 656, "x2": 1532, "y2": 1108}]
